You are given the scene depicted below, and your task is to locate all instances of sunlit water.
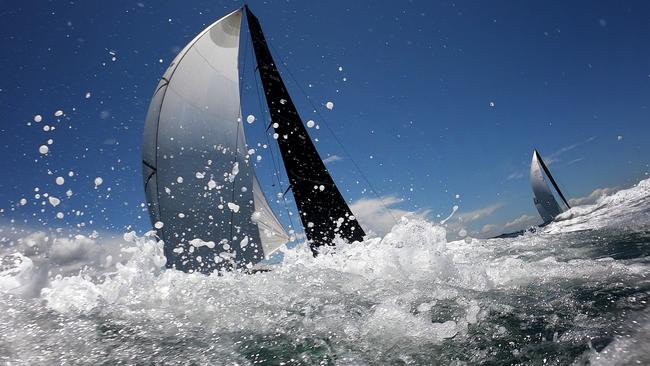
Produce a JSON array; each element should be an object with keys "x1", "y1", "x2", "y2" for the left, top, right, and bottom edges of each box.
[{"x1": 1, "y1": 179, "x2": 650, "y2": 365}]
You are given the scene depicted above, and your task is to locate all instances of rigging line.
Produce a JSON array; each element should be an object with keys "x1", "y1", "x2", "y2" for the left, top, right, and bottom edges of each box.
[
  {"x1": 253, "y1": 64, "x2": 281, "y2": 185},
  {"x1": 246, "y1": 27, "x2": 283, "y2": 187},
  {"x1": 252, "y1": 53, "x2": 283, "y2": 191},
  {"x1": 256, "y1": 72, "x2": 298, "y2": 234},
  {"x1": 260, "y1": 98, "x2": 297, "y2": 233},
  {"x1": 264, "y1": 39, "x2": 399, "y2": 225},
  {"x1": 250, "y1": 36, "x2": 298, "y2": 233}
]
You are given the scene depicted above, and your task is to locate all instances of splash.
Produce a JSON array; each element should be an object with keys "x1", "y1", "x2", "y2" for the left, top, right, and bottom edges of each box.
[{"x1": 1, "y1": 178, "x2": 650, "y2": 364}]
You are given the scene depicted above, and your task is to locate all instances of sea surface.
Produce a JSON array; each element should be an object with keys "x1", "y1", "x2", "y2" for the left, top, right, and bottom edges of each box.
[{"x1": 1, "y1": 179, "x2": 650, "y2": 365}]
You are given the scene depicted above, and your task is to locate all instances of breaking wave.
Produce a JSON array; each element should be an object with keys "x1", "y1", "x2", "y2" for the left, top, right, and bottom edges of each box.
[{"x1": 1, "y1": 178, "x2": 650, "y2": 364}]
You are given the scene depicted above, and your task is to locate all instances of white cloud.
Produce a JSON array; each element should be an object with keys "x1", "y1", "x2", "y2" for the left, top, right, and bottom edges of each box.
[
  {"x1": 0, "y1": 225, "x2": 129, "y2": 298},
  {"x1": 456, "y1": 203, "x2": 504, "y2": 224},
  {"x1": 502, "y1": 214, "x2": 541, "y2": 232},
  {"x1": 442, "y1": 202, "x2": 504, "y2": 239},
  {"x1": 350, "y1": 195, "x2": 429, "y2": 237},
  {"x1": 507, "y1": 171, "x2": 525, "y2": 181},
  {"x1": 1, "y1": 223, "x2": 132, "y2": 278},
  {"x1": 49, "y1": 235, "x2": 102, "y2": 266},
  {"x1": 568, "y1": 186, "x2": 618, "y2": 206},
  {"x1": 480, "y1": 224, "x2": 497, "y2": 233},
  {"x1": 567, "y1": 157, "x2": 584, "y2": 165},
  {"x1": 322, "y1": 155, "x2": 343, "y2": 164},
  {"x1": 545, "y1": 136, "x2": 596, "y2": 165}
]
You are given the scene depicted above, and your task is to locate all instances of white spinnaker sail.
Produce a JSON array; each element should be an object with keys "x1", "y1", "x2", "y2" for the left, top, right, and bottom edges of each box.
[
  {"x1": 530, "y1": 150, "x2": 564, "y2": 224},
  {"x1": 142, "y1": 8, "x2": 288, "y2": 272}
]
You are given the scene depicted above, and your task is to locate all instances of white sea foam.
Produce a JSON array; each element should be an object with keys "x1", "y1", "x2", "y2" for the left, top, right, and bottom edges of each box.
[
  {"x1": 546, "y1": 178, "x2": 650, "y2": 234},
  {"x1": 0, "y1": 177, "x2": 649, "y2": 364}
]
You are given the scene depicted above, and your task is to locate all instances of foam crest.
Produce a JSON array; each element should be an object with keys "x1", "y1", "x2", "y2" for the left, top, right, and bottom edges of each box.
[
  {"x1": 1, "y1": 177, "x2": 649, "y2": 363},
  {"x1": 548, "y1": 178, "x2": 650, "y2": 233}
]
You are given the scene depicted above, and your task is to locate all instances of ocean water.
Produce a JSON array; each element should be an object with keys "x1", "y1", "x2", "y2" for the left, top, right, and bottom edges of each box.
[{"x1": 1, "y1": 179, "x2": 650, "y2": 365}]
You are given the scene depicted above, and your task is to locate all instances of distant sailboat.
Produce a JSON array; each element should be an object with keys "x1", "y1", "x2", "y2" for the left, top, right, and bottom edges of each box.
[
  {"x1": 530, "y1": 149, "x2": 570, "y2": 224},
  {"x1": 141, "y1": 7, "x2": 365, "y2": 273}
]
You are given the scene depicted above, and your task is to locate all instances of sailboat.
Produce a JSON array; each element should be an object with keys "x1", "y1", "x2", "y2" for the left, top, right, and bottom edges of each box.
[
  {"x1": 141, "y1": 7, "x2": 365, "y2": 273},
  {"x1": 530, "y1": 149, "x2": 571, "y2": 224}
]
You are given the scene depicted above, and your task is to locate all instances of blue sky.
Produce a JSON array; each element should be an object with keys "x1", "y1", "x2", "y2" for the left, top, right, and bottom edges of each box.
[{"x1": 1, "y1": 0, "x2": 649, "y2": 238}]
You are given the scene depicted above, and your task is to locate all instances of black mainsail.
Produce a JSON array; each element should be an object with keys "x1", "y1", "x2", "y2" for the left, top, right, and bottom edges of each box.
[
  {"x1": 142, "y1": 7, "x2": 365, "y2": 273},
  {"x1": 245, "y1": 7, "x2": 365, "y2": 253}
]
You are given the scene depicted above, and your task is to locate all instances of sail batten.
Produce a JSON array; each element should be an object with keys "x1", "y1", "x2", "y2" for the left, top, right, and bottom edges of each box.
[{"x1": 245, "y1": 6, "x2": 365, "y2": 253}]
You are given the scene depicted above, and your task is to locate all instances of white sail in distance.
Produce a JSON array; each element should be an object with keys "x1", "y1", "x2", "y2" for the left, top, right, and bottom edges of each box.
[{"x1": 530, "y1": 150, "x2": 570, "y2": 224}]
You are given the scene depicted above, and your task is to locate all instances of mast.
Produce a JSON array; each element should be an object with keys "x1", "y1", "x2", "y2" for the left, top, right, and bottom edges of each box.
[{"x1": 244, "y1": 6, "x2": 365, "y2": 253}]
